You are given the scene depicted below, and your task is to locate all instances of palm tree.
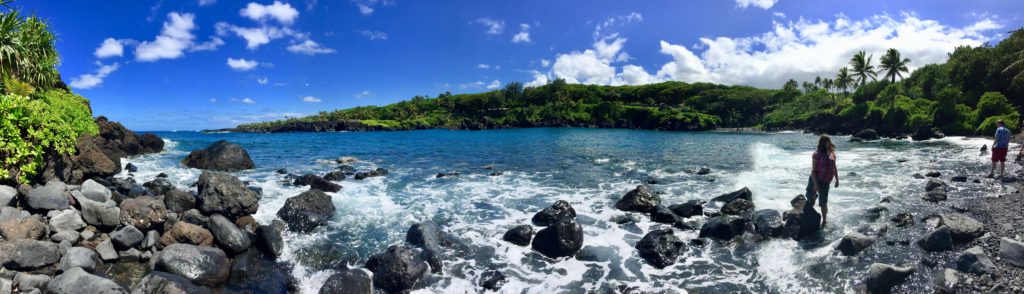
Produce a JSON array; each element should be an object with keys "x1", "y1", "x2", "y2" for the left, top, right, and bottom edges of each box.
[
  {"x1": 849, "y1": 51, "x2": 877, "y2": 87},
  {"x1": 835, "y1": 67, "x2": 853, "y2": 98},
  {"x1": 1004, "y1": 29, "x2": 1024, "y2": 86},
  {"x1": 0, "y1": 9, "x2": 60, "y2": 90},
  {"x1": 880, "y1": 48, "x2": 911, "y2": 83}
]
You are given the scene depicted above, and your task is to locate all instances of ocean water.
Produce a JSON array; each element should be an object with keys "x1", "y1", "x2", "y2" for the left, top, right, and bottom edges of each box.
[{"x1": 122, "y1": 128, "x2": 1014, "y2": 293}]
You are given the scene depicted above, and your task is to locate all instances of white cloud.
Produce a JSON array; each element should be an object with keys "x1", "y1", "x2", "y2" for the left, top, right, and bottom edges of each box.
[
  {"x1": 217, "y1": 22, "x2": 293, "y2": 49},
  {"x1": 287, "y1": 40, "x2": 336, "y2": 55},
  {"x1": 199, "y1": 0, "x2": 216, "y2": 6},
  {"x1": 530, "y1": 12, "x2": 1004, "y2": 88},
  {"x1": 359, "y1": 30, "x2": 388, "y2": 40},
  {"x1": 70, "y1": 62, "x2": 120, "y2": 89},
  {"x1": 241, "y1": 98, "x2": 256, "y2": 104},
  {"x1": 486, "y1": 80, "x2": 501, "y2": 89},
  {"x1": 301, "y1": 96, "x2": 322, "y2": 103},
  {"x1": 241, "y1": 1, "x2": 299, "y2": 24},
  {"x1": 512, "y1": 23, "x2": 531, "y2": 43},
  {"x1": 540, "y1": 59, "x2": 550, "y2": 67},
  {"x1": 353, "y1": 0, "x2": 392, "y2": 16},
  {"x1": 594, "y1": 12, "x2": 642, "y2": 39},
  {"x1": 94, "y1": 38, "x2": 125, "y2": 58},
  {"x1": 773, "y1": 12, "x2": 786, "y2": 18},
  {"x1": 135, "y1": 12, "x2": 196, "y2": 62},
  {"x1": 459, "y1": 81, "x2": 486, "y2": 89},
  {"x1": 257, "y1": 77, "x2": 268, "y2": 84},
  {"x1": 477, "y1": 63, "x2": 490, "y2": 69},
  {"x1": 190, "y1": 36, "x2": 224, "y2": 52},
  {"x1": 735, "y1": 0, "x2": 778, "y2": 10},
  {"x1": 355, "y1": 90, "x2": 372, "y2": 98},
  {"x1": 357, "y1": 4, "x2": 373, "y2": 15},
  {"x1": 476, "y1": 18, "x2": 505, "y2": 35},
  {"x1": 227, "y1": 58, "x2": 259, "y2": 71},
  {"x1": 209, "y1": 98, "x2": 217, "y2": 103}
]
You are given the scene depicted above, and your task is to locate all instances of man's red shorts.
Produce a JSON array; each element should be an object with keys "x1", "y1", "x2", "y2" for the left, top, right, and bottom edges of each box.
[{"x1": 992, "y1": 147, "x2": 1008, "y2": 162}]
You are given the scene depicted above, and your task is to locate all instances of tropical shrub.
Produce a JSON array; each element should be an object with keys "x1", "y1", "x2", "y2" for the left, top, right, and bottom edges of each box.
[{"x1": 0, "y1": 90, "x2": 96, "y2": 183}]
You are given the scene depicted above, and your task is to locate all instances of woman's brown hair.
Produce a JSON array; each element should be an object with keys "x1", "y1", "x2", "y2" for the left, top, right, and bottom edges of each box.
[{"x1": 817, "y1": 135, "x2": 835, "y2": 154}]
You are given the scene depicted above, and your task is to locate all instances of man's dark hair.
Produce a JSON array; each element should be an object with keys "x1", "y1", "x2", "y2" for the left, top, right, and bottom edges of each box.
[{"x1": 998, "y1": 120, "x2": 1005, "y2": 126}]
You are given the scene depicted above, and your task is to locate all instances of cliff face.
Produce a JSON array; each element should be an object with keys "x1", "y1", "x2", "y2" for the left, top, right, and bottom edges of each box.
[{"x1": 36, "y1": 117, "x2": 164, "y2": 184}]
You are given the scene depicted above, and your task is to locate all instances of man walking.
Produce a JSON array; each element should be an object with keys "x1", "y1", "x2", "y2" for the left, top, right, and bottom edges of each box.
[{"x1": 989, "y1": 120, "x2": 1011, "y2": 179}]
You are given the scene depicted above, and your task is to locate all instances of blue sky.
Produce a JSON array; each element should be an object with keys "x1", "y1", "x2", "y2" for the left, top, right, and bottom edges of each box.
[{"x1": 22, "y1": 0, "x2": 1024, "y2": 131}]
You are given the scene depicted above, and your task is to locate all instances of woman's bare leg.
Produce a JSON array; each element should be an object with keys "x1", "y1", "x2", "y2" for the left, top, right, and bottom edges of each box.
[{"x1": 821, "y1": 205, "x2": 828, "y2": 227}]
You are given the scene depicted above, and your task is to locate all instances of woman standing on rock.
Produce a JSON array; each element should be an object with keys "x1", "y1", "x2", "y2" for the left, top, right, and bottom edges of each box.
[{"x1": 806, "y1": 135, "x2": 839, "y2": 228}]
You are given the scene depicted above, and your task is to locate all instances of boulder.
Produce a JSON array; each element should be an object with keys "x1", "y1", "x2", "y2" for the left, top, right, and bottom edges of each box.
[
  {"x1": 154, "y1": 244, "x2": 231, "y2": 287},
  {"x1": 142, "y1": 229, "x2": 160, "y2": 249},
  {"x1": 650, "y1": 205, "x2": 680, "y2": 224},
  {"x1": 720, "y1": 198, "x2": 754, "y2": 215},
  {"x1": 51, "y1": 230, "x2": 80, "y2": 243},
  {"x1": 710, "y1": 187, "x2": 753, "y2": 203},
  {"x1": 69, "y1": 138, "x2": 122, "y2": 183},
  {"x1": 406, "y1": 223, "x2": 460, "y2": 273},
  {"x1": 119, "y1": 196, "x2": 168, "y2": 230},
  {"x1": 26, "y1": 180, "x2": 70, "y2": 210},
  {"x1": 180, "y1": 209, "x2": 210, "y2": 228},
  {"x1": 163, "y1": 189, "x2": 196, "y2": 213},
  {"x1": 478, "y1": 270, "x2": 506, "y2": 291},
  {"x1": 837, "y1": 232, "x2": 875, "y2": 256},
  {"x1": 196, "y1": 171, "x2": 260, "y2": 220},
  {"x1": 181, "y1": 140, "x2": 255, "y2": 171},
  {"x1": 0, "y1": 185, "x2": 15, "y2": 206},
  {"x1": 143, "y1": 178, "x2": 173, "y2": 195},
  {"x1": 918, "y1": 226, "x2": 953, "y2": 252},
  {"x1": 863, "y1": 263, "x2": 914, "y2": 294},
  {"x1": 209, "y1": 214, "x2": 252, "y2": 254},
  {"x1": 933, "y1": 268, "x2": 962, "y2": 294},
  {"x1": 0, "y1": 239, "x2": 60, "y2": 270},
  {"x1": 0, "y1": 206, "x2": 26, "y2": 222},
  {"x1": 138, "y1": 133, "x2": 165, "y2": 154},
  {"x1": 940, "y1": 214, "x2": 984, "y2": 243},
  {"x1": 853, "y1": 129, "x2": 880, "y2": 141},
  {"x1": 323, "y1": 171, "x2": 347, "y2": 181},
  {"x1": 255, "y1": 223, "x2": 284, "y2": 259},
  {"x1": 531, "y1": 200, "x2": 577, "y2": 226},
  {"x1": 925, "y1": 171, "x2": 941, "y2": 178},
  {"x1": 74, "y1": 191, "x2": 121, "y2": 228},
  {"x1": 365, "y1": 245, "x2": 427, "y2": 293},
  {"x1": 795, "y1": 205, "x2": 822, "y2": 240},
  {"x1": 698, "y1": 215, "x2": 746, "y2": 240},
  {"x1": 225, "y1": 249, "x2": 291, "y2": 293},
  {"x1": 60, "y1": 247, "x2": 100, "y2": 272},
  {"x1": 614, "y1": 185, "x2": 660, "y2": 213},
  {"x1": 635, "y1": 229, "x2": 686, "y2": 269},
  {"x1": 110, "y1": 225, "x2": 144, "y2": 249},
  {"x1": 160, "y1": 221, "x2": 215, "y2": 247},
  {"x1": 96, "y1": 239, "x2": 118, "y2": 261},
  {"x1": 752, "y1": 209, "x2": 784, "y2": 238},
  {"x1": 14, "y1": 272, "x2": 50, "y2": 291},
  {"x1": 999, "y1": 237, "x2": 1024, "y2": 268},
  {"x1": 293, "y1": 174, "x2": 342, "y2": 193},
  {"x1": 668, "y1": 200, "x2": 705, "y2": 218},
  {"x1": 502, "y1": 225, "x2": 533, "y2": 246},
  {"x1": 46, "y1": 267, "x2": 126, "y2": 294},
  {"x1": 957, "y1": 246, "x2": 996, "y2": 274},
  {"x1": 354, "y1": 168, "x2": 388, "y2": 180},
  {"x1": 0, "y1": 217, "x2": 46, "y2": 240},
  {"x1": 49, "y1": 209, "x2": 87, "y2": 232},
  {"x1": 319, "y1": 269, "x2": 372, "y2": 294},
  {"x1": 133, "y1": 271, "x2": 209, "y2": 294},
  {"x1": 890, "y1": 212, "x2": 914, "y2": 227},
  {"x1": 336, "y1": 156, "x2": 359, "y2": 164},
  {"x1": 277, "y1": 189, "x2": 335, "y2": 232},
  {"x1": 531, "y1": 219, "x2": 584, "y2": 258},
  {"x1": 80, "y1": 179, "x2": 112, "y2": 202}
]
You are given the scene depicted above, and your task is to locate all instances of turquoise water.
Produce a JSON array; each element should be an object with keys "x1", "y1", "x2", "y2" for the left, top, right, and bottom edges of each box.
[{"x1": 125, "y1": 128, "x2": 1011, "y2": 293}]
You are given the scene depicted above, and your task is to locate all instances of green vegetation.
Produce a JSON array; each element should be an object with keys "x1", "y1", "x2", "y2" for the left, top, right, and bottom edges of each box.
[{"x1": 0, "y1": 4, "x2": 96, "y2": 184}]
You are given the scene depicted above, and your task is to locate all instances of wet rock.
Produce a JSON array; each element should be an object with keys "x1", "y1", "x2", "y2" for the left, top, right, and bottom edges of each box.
[
  {"x1": 110, "y1": 225, "x2": 144, "y2": 249},
  {"x1": 918, "y1": 226, "x2": 953, "y2": 252},
  {"x1": 531, "y1": 200, "x2": 577, "y2": 226},
  {"x1": 277, "y1": 189, "x2": 336, "y2": 232},
  {"x1": 160, "y1": 221, "x2": 215, "y2": 247},
  {"x1": 225, "y1": 249, "x2": 291, "y2": 293},
  {"x1": 154, "y1": 244, "x2": 231, "y2": 287},
  {"x1": 478, "y1": 270, "x2": 506, "y2": 291},
  {"x1": 610, "y1": 214, "x2": 639, "y2": 224},
  {"x1": 720, "y1": 198, "x2": 754, "y2": 215},
  {"x1": 323, "y1": 171, "x2": 347, "y2": 181},
  {"x1": 865, "y1": 206, "x2": 888, "y2": 221},
  {"x1": 502, "y1": 225, "x2": 533, "y2": 246},
  {"x1": 434, "y1": 172, "x2": 459, "y2": 179},
  {"x1": 354, "y1": 168, "x2": 388, "y2": 180},
  {"x1": 365, "y1": 245, "x2": 427, "y2": 293},
  {"x1": 710, "y1": 187, "x2": 753, "y2": 203},
  {"x1": 119, "y1": 196, "x2": 167, "y2": 230},
  {"x1": 162, "y1": 190, "x2": 196, "y2": 214},
  {"x1": 209, "y1": 214, "x2": 252, "y2": 254},
  {"x1": 133, "y1": 271, "x2": 209, "y2": 294},
  {"x1": 320, "y1": 269, "x2": 372, "y2": 294},
  {"x1": 998, "y1": 237, "x2": 1024, "y2": 268},
  {"x1": 753, "y1": 209, "x2": 784, "y2": 238},
  {"x1": 196, "y1": 171, "x2": 260, "y2": 220},
  {"x1": 837, "y1": 232, "x2": 876, "y2": 256},
  {"x1": 96, "y1": 239, "x2": 118, "y2": 261},
  {"x1": 46, "y1": 267, "x2": 126, "y2": 294},
  {"x1": 255, "y1": 222, "x2": 285, "y2": 259},
  {"x1": 275, "y1": 168, "x2": 288, "y2": 174},
  {"x1": 0, "y1": 239, "x2": 60, "y2": 270},
  {"x1": 649, "y1": 205, "x2": 680, "y2": 224},
  {"x1": 61, "y1": 247, "x2": 100, "y2": 272},
  {"x1": 957, "y1": 246, "x2": 996, "y2": 274},
  {"x1": 668, "y1": 200, "x2": 705, "y2": 218},
  {"x1": 336, "y1": 156, "x2": 359, "y2": 164},
  {"x1": 0, "y1": 217, "x2": 46, "y2": 240},
  {"x1": 614, "y1": 185, "x2": 660, "y2": 213},
  {"x1": 293, "y1": 174, "x2": 342, "y2": 193},
  {"x1": 880, "y1": 196, "x2": 894, "y2": 203},
  {"x1": 863, "y1": 263, "x2": 914, "y2": 294},
  {"x1": 698, "y1": 215, "x2": 746, "y2": 240},
  {"x1": 635, "y1": 229, "x2": 686, "y2": 269},
  {"x1": 951, "y1": 175, "x2": 968, "y2": 182},
  {"x1": 26, "y1": 180, "x2": 70, "y2": 210},
  {"x1": 143, "y1": 178, "x2": 173, "y2": 196},
  {"x1": 933, "y1": 268, "x2": 961, "y2": 294},
  {"x1": 405, "y1": 223, "x2": 455, "y2": 273},
  {"x1": 890, "y1": 212, "x2": 914, "y2": 227},
  {"x1": 940, "y1": 214, "x2": 984, "y2": 243},
  {"x1": 924, "y1": 189, "x2": 948, "y2": 202},
  {"x1": 853, "y1": 129, "x2": 880, "y2": 141},
  {"x1": 531, "y1": 219, "x2": 584, "y2": 259},
  {"x1": 795, "y1": 205, "x2": 822, "y2": 240},
  {"x1": 926, "y1": 171, "x2": 941, "y2": 178},
  {"x1": 181, "y1": 140, "x2": 255, "y2": 171}
]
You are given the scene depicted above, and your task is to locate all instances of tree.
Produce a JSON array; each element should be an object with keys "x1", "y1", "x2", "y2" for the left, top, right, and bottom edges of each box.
[
  {"x1": 880, "y1": 48, "x2": 911, "y2": 83},
  {"x1": 835, "y1": 67, "x2": 853, "y2": 98},
  {"x1": 1004, "y1": 29, "x2": 1024, "y2": 86},
  {"x1": 0, "y1": 9, "x2": 60, "y2": 90},
  {"x1": 850, "y1": 51, "x2": 877, "y2": 87}
]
